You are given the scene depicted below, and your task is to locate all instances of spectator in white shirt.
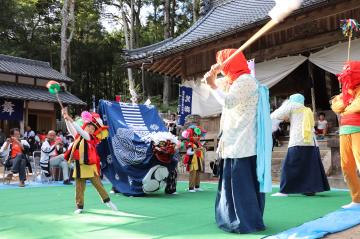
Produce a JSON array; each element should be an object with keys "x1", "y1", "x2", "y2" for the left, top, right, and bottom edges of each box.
[
  {"x1": 40, "y1": 130, "x2": 71, "y2": 185},
  {"x1": 315, "y1": 112, "x2": 328, "y2": 139},
  {"x1": 24, "y1": 126, "x2": 35, "y2": 139}
]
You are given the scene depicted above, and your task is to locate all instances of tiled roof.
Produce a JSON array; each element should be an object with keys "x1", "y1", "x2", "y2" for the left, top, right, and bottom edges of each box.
[
  {"x1": 124, "y1": 0, "x2": 328, "y2": 62},
  {"x1": 0, "y1": 54, "x2": 73, "y2": 82},
  {"x1": 0, "y1": 83, "x2": 86, "y2": 105}
]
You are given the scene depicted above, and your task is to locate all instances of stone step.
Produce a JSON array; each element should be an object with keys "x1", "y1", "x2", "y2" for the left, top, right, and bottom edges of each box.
[{"x1": 327, "y1": 175, "x2": 348, "y2": 189}]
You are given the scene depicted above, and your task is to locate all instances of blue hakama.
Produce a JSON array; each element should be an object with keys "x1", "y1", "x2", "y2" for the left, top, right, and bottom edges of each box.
[
  {"x1": 215, "y1": 156, "x2": 265, "y2": 233},
  {"x1": 280, "y1": 146, "x2": 330, "y2": 194}
]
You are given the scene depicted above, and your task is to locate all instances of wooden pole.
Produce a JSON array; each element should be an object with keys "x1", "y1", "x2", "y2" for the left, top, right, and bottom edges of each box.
[
  {"x1": 202, "y1": 20, "x2": 277, "y2": 84},
  {"x1": 223, "y1": 20, "x2": 277, "y2": 66},
  {"x1": 308, "y1": 62, "x2": 317, "y2": 118}
]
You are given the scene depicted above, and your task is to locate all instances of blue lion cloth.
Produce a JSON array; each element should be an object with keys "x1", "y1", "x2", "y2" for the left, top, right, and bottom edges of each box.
[
  {"x1": 267, "y1": 207, "x2": 360, "y2": 239},
  {"x1": 98, "y1": 100, "x2": 174, "y2": 196}
]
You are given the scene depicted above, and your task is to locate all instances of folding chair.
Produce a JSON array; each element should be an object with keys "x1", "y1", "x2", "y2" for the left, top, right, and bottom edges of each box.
[
  {"x1": 2, "y1": 158, "x2": 13, "y2": 184},
  {"x1": 50, "y1": 165, "x2": 62, "y2": 182},
  {"x1": 32, "y1": 151, "x2": 51, "y2": 183}
]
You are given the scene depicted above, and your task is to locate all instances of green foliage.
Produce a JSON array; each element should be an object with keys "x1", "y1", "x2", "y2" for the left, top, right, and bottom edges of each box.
[
  {"x1": 0, "y1": 0, "x2": 197, "y2": 108},
  {"x1": 147, "y1": 95, "x2": 178, "y2": 113}
]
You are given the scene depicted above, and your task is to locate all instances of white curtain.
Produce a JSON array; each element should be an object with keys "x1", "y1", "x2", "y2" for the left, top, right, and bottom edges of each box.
[
  {"x1": 183, "y1": 55, "x2": 307, "y2": 116},
  {"x1": 255, "y1": 55, "x2": 307, "y2": 87},
  {"x1": 309, "y1": 38, "x2": 360, "y2": 74}
]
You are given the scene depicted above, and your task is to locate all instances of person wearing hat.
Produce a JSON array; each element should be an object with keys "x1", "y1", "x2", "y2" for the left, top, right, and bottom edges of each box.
[
  {"x1": 271, "y1": 93, "x2": 330, "y2": 197},
  {"x1": 40, "y1": 130, "x2": 72, "y2": 185},
  {"x1": 331, "y1": 61, "x2": 360, "y2": 209},
  {"x1": 205, "y1": 49, "x2": 272, "y2": 234},
  {"x1": 62, "y1": 108, "x2": 117, "y2": 214},
  {"x1": 182, "y1": 125, "x2": 206, "y2": 192}
]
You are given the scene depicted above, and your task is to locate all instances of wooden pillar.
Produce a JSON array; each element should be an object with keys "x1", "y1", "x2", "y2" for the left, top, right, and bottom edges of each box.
[
  {"x1": 25, "y1": 101, "x2": 29, "y2": 126},
  {"x1": 20, "y1": 101, "x2": 28, "y2": 135},
  {"x1": 308, "y1": 61, "x2": 317, "y2": 117}
]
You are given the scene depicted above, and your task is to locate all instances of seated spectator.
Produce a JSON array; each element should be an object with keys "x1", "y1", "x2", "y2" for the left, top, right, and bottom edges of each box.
[
  {"x1": 34, "y1": 131, "x2": 42, "y2": 150},
  {"x1": 64, "y1": 134, "x2": 74, "y2": 149},
  {"x1": 0, "y1": 128, "x2": 30, "y2": 187},
  {"x1": 40, "y1": 130, "x2": 72, "y2": 185},
  {"x1": 57, "y1": 129, "x2": 66, "y2": 144},
  {"x1": 39, "y1": 130, "x2": 47, "y2": 143},
  {"x1": 316, "y1": 112, "x2": 328, "y2": 139}
]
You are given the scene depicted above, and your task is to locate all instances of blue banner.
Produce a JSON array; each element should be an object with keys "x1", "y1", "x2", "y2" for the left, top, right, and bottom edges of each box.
[
  {"x1": 178, "y1": 86, "x2": 192, "y2": 126},
  {"x1": 98, "y1": 100, "x2": 172, "y2": 196},
  {"x1": 0, "y1": 99, "x2": 23, "y2": 121}
]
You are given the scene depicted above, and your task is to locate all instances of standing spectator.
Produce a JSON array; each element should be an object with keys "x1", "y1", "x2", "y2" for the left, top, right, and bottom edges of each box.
[
  {"x1": 24, "y1": 126, "x2": 36, "y2": 153},
  {"x1": 166, "y1": 113, "x2": 177, "y2": 136},
  {"x1": 272, "y1": 118, "x2": 283, "y2": 149},
  {"x1": 0, "y1": 128, "x2": 30, "y2": 187},
  {"x1": 24, "y1": 126, "x2": 35, "y2": 139},
  {"x1": 0, "y1": 128, "x2": 5, "y2": 146},
  {"x1": 40, "y1": 130, "x2": 72, "y2": 185}
]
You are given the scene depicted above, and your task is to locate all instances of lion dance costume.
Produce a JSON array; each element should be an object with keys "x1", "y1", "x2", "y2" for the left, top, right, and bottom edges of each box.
[
  {"x1": 331, "y1": 61, "x2": 360, "y2": 209},
  {"x1": 142, "y1": 132, "x2": 179, "y2": 194},
  {"x1": 182, "y1": 125, "x2": 206, "y2": 192}
]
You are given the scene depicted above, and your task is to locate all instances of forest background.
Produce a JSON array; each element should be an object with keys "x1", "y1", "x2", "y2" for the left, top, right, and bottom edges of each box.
[{"x1": 0, "y1": 0, "x2": 203, "y2": 112}]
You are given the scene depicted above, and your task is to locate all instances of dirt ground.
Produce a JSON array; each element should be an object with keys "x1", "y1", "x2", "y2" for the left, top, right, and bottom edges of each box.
[{"x1": 325, "y1": 225, "x2": 360, "y2": 238}]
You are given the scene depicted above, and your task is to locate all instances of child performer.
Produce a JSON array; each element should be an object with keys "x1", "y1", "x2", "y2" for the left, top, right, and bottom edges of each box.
[
  {"x1": 331, "y1": 61, "x2": 360, "y2": 209},
  {"x1": 271, "y1": 94, "x2": 330, "y2": 197},
  {"x1": 182, "y1": 126, "x2": 206, "y2": 192},
  {"x1": 62, "y1": 108, "x2": 118, "y2": 214}
]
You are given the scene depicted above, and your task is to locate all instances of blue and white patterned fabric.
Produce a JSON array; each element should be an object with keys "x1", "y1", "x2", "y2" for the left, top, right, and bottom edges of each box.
[{"x1": 98, "y1": 100, "x2": 173, "y2": 196}]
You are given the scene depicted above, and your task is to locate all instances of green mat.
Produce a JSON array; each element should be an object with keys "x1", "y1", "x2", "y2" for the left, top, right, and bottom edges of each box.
[{"x1": 0, "y1": 182, "x2": 351, "y2": 239}]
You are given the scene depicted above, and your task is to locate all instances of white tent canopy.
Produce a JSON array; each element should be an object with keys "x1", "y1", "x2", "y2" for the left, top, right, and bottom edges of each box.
[
  {"x1": 309, "y1": 38, "x2": 360, "y2": 74},
  {"x1": 183, "y1": 55, "x2": 308, "y2": 117},
  {"x1": 256, "y1": 55, "x2": 307, "y2": 88}
]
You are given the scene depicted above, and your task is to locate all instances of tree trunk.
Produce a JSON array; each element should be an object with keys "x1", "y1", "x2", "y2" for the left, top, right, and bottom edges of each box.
[
  {"x1": 130, "y1": 0, "x2": 134, "y2": 49},
  {"x1": 60, "y1": 0, "x2": 75, "y2": 76},
  {"x1": 153, "y1": 1, "x2": 158, "y2": 41},
  {"x1": 162, "y1": 0, "x2": 172, "y2": 107},
  {"x1": 122, "y1": 8, "x2": 137, "y2": 103},
  {"x1": 192, "y1": 0, "x2": 198, "y2": 23},
  {"x1": 171, "y1": 0, "x2": 176, "y2": 36},
  {"x1": 164, "y1": 0, "x2": 171, "y2": 39}
]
